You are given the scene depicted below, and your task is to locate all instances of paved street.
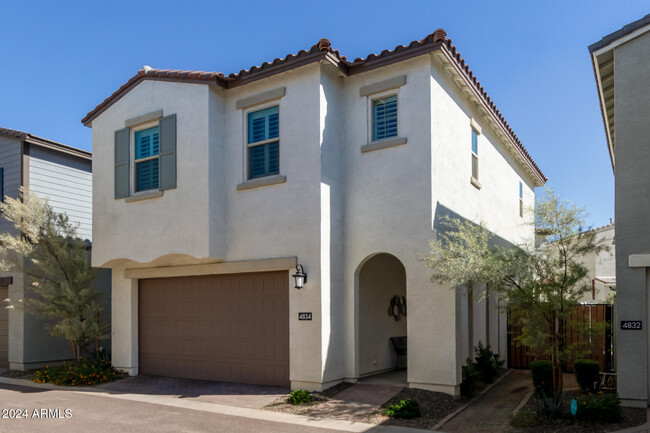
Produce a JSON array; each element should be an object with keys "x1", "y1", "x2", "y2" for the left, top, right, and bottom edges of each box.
[{"x1": 0, "y1": 381, "x2": 426, "y2": 433}]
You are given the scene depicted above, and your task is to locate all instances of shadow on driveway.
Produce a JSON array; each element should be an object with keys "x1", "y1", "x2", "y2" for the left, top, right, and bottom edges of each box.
[{"x1": 97, "y1": 375, "x2": 289, "y2": 409}]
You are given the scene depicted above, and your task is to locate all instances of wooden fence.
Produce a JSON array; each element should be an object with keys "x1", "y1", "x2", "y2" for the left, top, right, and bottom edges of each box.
[{"x1": 508, "y1": 304, "x2": 613, "y2": 372}]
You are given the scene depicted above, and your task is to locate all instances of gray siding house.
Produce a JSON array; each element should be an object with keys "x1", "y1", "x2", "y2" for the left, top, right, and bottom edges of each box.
[
  {"x1": 0, "y1": 127, "x2": 107, "y2": 370},
  {"x1": 590, "y1": 14, "x2": 650, "y2": 407}
]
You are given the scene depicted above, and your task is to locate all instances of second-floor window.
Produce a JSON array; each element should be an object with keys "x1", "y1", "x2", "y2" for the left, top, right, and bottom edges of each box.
[
  {"x1": 134, "y1": 126, "x2": 160, "y2": 192},
  {"x1": 519, "y1": 181, "x2": 524, "y2": 218},
  {"x1": 247, "y1": 106, "x2": 279, "y2": 179},
  {"x1": 471, "y1": 129, "x2": 479, "y2": 180},
  {"x1": 372, "y1": 95, "x2": 398, "y2": 141}
]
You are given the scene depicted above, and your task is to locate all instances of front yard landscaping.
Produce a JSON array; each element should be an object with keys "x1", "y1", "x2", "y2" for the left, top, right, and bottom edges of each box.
[
  {"x1": 508, "y1": 389, "x2": 646, "y2": 433},
  {"x1": 32, "y1": 358, "x2": 127, "y2": 386}
]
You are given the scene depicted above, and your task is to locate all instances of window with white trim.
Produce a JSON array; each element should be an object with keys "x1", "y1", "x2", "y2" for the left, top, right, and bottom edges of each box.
[
  {"x1": 519, "y1": 182, "x2": 524, "y2": 218},
  {"x1": 471, "y1": 129, "x2": 479, "y2": 180},
  {"x1": 134, "y1": 126, "x2": 159, "y2": 192},
  {"x1": 372, "y1": 95, "x2": 398, "y2": 141},
  {"x1": 247, "y1": 106, "x2": 279, "y2": 179}
]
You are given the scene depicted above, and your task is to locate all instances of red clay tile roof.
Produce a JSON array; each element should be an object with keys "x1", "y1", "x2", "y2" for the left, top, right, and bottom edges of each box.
[
  {"x1": 0, "y1": 127, "x2": 91, "y2": 159},
  {"x1": 82, "y1": 30, "x2": 546, "y2": 183}
]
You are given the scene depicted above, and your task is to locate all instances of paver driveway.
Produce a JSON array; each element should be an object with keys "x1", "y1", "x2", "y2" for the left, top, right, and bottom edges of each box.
[{"x1": 97, "y1": 374, "x2": 288, "y2": 409}]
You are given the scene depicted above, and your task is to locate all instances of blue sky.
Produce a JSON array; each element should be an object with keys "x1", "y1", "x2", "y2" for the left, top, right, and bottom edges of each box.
[{"x1": 1, "y1": 1, "x2": 647, "y2": 227}]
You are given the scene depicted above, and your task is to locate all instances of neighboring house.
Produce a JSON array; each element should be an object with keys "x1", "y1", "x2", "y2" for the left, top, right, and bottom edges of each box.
[
  {"x1": 590, "y1": 14, "x2": 650, "y2": 407},
  {"x1": 579, "y1": 223, "x2": 616, "y2": 303},
  {"x1": 83, "y1": 29, "x2": 546, "y2": 395},
  {"x1": 0, "y1": 127, "x2": 109, "y2": 370}
]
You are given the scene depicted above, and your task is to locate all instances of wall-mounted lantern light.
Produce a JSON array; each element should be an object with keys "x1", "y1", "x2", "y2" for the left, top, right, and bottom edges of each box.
[{"x1": 293, "y1": 264, "x2": 307, "y2": 289}]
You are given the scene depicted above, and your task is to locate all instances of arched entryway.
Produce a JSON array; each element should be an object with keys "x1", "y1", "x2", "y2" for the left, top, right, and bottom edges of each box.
[{"x1": 356, "y1": 253, "x2": 407, "y2": 378}]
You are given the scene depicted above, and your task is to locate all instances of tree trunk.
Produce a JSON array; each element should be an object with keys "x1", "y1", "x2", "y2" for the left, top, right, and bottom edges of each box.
[{"x1": 70, "y1": 340, "x2": 78, "y2": 362}]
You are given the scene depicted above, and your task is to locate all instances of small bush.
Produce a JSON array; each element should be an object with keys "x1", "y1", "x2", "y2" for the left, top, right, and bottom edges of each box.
[
  {"x1": 574, "y1": 359, "x2": 600, "y2": 393},
  {"x1": 530, "y1": 360, "x2": 554, "y2": 397},
  {"x1": 460, "y1": 359, "x2": 480, "y2": 397},
  {"x1": 289, "y1": 389, "x2": 312, "y2": 405},
  {"x1": 473, "y1": 342, "x2": 504, "y2": 384},
  {"x1": 575, "y1": 393, "x2": 621, "y2": 424},
  {"x1": 536, "y1": 392, "x2": 565, "y2": 419},
  {"x1": 385, "y1": 399, "x2": 420, "y2": 419},
  {"x1": 33, "y1": 357, "x2": 126, "y2": 386}
]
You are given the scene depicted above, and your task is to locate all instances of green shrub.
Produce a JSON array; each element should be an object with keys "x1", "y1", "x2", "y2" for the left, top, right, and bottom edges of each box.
[
  {"x1": 536, "y1": 392, "x2": 565, "y2": 419},
  {"x1": 574, "y1": 359, "x2": 600, "y2": 393},
  {"x1": 530, "y1": 360, "x2": 554, "y2": 397},
  {"x1": 32, "y1": 357, "x2": 126, "y2": 386},
  {"x1": 385, "y1": 399, "x2": 420, "y2": 419},
  {"x1": 575, "y1": 393, "x2": 621, "y2": 424},
  {"x1": 460, "y1": 359, "x2": 480, "y2": 397},
  {"x1": 289, "y1": 389, "x2": 312, "y2": 405},
  {"x1": 473, "y1": 342, "x2": 504, "y2": 384}
]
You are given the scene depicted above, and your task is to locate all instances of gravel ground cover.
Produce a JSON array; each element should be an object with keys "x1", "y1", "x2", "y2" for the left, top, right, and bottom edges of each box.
[{"x1": 507, "y1": 390, "x2": 647, "y2": 433}]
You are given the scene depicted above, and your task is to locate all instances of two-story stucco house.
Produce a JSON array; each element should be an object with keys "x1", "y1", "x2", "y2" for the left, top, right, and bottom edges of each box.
[
  {"x1": 0, "y1": 127, "x2": 110, "y2": 370},
  {"x1": 590, "y1": 14, "x2": 650, "y2": 407},
  {"x1": 83, "y1": 29, "x2": 546, "y2": 395}
]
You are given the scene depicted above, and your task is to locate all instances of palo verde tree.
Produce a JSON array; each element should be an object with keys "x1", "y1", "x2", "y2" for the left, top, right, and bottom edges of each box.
[
  {"x1": 421, "y1": 189, "x2": 610, "y2": 394},
  {"x1": 0, "y1": 187, "x2": 105, "y2": 362}
]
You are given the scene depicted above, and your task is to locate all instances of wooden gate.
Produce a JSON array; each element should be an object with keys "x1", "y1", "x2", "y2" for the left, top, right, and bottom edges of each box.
[{"x1": 508, "y1": 304, "x2": 613, "y2": 372}]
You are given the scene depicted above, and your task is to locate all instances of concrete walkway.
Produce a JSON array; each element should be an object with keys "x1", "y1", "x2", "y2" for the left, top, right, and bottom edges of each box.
[
  {"x1": 439, "y1": 370, "x2": 533, "y2": 433},
  {"x1": 308, "y1": 383, "x2": 405, "y2": 421}
]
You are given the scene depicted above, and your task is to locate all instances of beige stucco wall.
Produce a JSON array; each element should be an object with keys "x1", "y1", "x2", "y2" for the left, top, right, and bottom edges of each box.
[
  {"x1": 578, "y1": 225, "x2": 616, "y2": 303},
  {"x1": 92, "y1": 54, "x2": 538, "y2": 394}
]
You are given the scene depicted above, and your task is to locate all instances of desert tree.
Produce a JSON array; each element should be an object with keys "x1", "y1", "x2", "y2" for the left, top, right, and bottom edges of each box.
[
  {"x1": 0, "y1": 187, "x2": 105, "y2": 361},
  {"x1": 421, "y1": 189, "x2": 610, "y2": 394}
]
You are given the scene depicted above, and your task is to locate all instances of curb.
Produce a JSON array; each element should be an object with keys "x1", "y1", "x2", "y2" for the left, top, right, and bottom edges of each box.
[
  {"x1": 511, "y1": 389, "x2": 535, "y2": 417},
  {"x1": 431, "y1": 368, "x2": 514, "y2": 431}
]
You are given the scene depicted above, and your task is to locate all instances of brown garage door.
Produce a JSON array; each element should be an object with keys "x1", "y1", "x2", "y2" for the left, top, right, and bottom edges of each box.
[
  {"x1": 0, "y1": 286, "x2": 8, "y2": 368},
  {"x1": 139, "y1": 271, "x2": 289, "y2": 386}
]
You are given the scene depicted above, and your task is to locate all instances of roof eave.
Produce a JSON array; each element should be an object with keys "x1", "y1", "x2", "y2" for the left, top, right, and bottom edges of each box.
[
  {"x1": 433, "y1": 45, "x2": 546, "y2": 186},
  {"x1": 590, "y1": 50, "x2": 616, "y2": 174}
]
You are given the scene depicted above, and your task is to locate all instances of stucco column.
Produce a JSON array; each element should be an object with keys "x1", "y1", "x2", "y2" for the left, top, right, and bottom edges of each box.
[
  {"x1": 407, "y1": 269, "x2": 459, "y2": 395},
  {"x1": 111, "y1": 268, "x2": 138, "y2": 375}
]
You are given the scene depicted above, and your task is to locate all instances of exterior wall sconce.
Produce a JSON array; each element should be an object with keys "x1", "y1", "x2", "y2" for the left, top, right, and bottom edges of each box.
[{"x1": 293, "y1": 264, "x2": 307, "y2": 289}]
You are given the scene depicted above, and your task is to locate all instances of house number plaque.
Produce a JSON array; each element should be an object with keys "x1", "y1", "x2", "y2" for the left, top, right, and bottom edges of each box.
[
  {"x1": 621, "y1": 320, "x2": 642, "y2": 330},
  {"x1": 298, "y1": 312, "x2": 312, "y2": 321}
]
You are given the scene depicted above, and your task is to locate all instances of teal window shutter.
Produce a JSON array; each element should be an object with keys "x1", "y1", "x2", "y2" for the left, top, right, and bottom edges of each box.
[
  {"x1": 135, "y1": 126, "x2": 159, "y2": 191},
  {"x1": 114, "y1": 128, "x2": 130, "y2": 199},
  {"x1": 372, "y1": 95, "x2": 398, "y2": 141},
  {"x1": 159, "y1": 114, "x2": 177, "y2": 190},
  {"x1": 248, "y1": 106, "x2": 280, "y2": 179},
  {"x1": 519, "y1": 182, "x2": 523, "y2": 199}
]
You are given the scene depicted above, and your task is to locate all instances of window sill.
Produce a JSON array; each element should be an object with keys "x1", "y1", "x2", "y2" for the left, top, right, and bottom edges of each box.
[
  {"x1": 237, "y1": 175, "x2": 286, "y2": 191},
  {"x1": 361, "y1": 136, "x2": 407, "y2": 153},
  {"x1": 470, "y1": 177, "x2": 482, "y2": 190},
  {"x1": 125, "y1": 190, "x2": 164, "y2": 202}
]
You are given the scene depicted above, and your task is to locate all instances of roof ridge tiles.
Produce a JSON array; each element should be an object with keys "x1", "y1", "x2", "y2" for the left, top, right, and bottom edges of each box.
[{"x1": 80, "y1": 29, "x2": 546, "y2": 183}]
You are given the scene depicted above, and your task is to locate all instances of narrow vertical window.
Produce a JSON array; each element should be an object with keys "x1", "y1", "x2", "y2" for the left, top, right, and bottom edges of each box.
[
  {"x1": 134, "y1": 126, "x2": 159, "y2": 192},
  {"x1": 519, "y1": 181, "x2": 524, "y2": 218},
  {"x1": 0, "y1": 167, "x2": 4, "y2": 202},
  {"x1": 372, "y1": 95, "x2": 398, "y2": 141},
  {"x1": 471, "y1": 129, "x2": 479, "y2": 180},
  {"x1": 247, "y1": 106, "x2": 280, "y2": 179}
]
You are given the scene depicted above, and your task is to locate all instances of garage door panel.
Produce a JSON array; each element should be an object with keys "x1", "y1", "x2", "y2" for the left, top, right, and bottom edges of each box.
[{"x1": 139, "y1": 271, "x2": 289, "y2": 387}]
